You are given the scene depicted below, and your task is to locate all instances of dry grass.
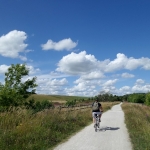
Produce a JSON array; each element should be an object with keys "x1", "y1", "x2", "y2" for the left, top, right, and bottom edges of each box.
[
  {"x1": 122, "y1": 103, "x2": 150, "y2": 150},
  {"x1": 0, "y1": 101, "x2": 120, "y2": 150}
]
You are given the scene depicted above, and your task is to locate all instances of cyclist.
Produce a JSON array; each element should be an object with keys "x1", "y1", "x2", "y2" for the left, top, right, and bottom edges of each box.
[{"x1": 92, "y1": 99, "x2": 103, "y2": 127}]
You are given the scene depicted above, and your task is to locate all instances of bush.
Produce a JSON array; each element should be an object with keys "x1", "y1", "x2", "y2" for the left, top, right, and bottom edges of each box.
[
  {"x1": 24, "y1": 99, "x2": 53, "y2": 113},
  {"x1": 145, "y1": 93, "x2": 150, "y2": 106},
  {"x1": 127, "y1": 93, "x2": 145, "y2": 103},
  {"x1": 65, "y1": 99, "x2": 76, "y2": 107}
]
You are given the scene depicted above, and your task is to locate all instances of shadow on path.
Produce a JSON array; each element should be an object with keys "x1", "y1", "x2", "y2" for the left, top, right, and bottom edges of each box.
[{"x1": 99, "y1": 126, "x2": 120, "y2": 132}]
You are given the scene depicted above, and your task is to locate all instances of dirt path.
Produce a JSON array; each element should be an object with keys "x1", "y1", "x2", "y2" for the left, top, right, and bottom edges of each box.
[{"x1": 53, "y1": 103, "x2": 132, "y2": 150}]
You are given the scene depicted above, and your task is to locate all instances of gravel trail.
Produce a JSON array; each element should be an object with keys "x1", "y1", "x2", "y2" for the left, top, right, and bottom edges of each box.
[{"x1": 53, "y1": 103, "x2": 132, "y2": 150}]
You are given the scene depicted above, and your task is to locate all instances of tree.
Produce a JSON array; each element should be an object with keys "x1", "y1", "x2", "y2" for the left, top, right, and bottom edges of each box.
[
  {"x1": 98, "y1": 91, "x2": 113, "y2": 102},
  {"x1": 145, "y1": 92, "x2": 150, "y2": 106},
  {"x1": 127, "y1": 93, "x2": 145, "y2": 103},
  {"x1": 0, "y1": 64, "x2": 37, "y2": 107}
]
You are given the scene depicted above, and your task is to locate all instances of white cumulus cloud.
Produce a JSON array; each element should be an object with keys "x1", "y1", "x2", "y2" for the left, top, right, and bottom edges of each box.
[
  {"x1": 0, "y1": 30, "x2": 28, "y2": 60},
  {"x1": 104, "y1": 53, "x2": 127, "y2": 72},
  {"x1": 121, "y1": 72, "x2": 135, "y2": 78},
  {"x1": 132, "y1": 84, "x2": 150, "y2": 93},
  {"x1": 26, "y1": 65, "x2": 40, "y2": 75},
  {"x1": 36, "y1": 78, "x2": 68, "y2": 95},
  {"x1": 56, "y1": 52, "x2": 150, "y2": 77},
  {"x1": 102, "y1": 79, "x2": 118, "y2": 87},
  {"x1": 0, "y1": 65, "x2": 9, "y2": 74},
  {"x1": 104, "y1": 53, "x2": 150, "y2": 72},
  {"x1": 56, "y1": 51, "x2": 99, "y2": 75},
  {"x1": 80, "y1": 71, "x2": 105, "y2": 80},
  {"x1": 41, "y1": 38, "x2": 77, "y2": 51},
  {"x1": 135, "y1": 79, "x2": 145, "y2": 85}
]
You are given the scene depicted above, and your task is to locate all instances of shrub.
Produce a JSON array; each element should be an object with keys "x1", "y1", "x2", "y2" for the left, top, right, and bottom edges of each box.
[
  {"x1": 145, "y1": 93, "x2": 150, "y2": 106},
  {"x1": 65, "y1": 99, "x2": 76, "y2": 107}
]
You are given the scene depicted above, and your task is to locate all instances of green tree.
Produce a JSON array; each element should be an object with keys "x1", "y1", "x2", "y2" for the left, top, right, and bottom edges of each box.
[
  {"x1": 127, "y1": 93, "x2": 145, "y2": 103},
  {"x1": 98, "y1": 91, "x2": 113, "y2": 102},
  {"x1": 0, "y1": 64, "x2": 37, "y2": 107},
  {"x1": 145, "y1": 92, "x2": 150, "y2": 106}
]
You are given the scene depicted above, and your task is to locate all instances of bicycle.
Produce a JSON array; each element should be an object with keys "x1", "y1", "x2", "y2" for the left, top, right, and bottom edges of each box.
[{"x1": 94, "y1": 114, "x2": 100, "y2": 132}]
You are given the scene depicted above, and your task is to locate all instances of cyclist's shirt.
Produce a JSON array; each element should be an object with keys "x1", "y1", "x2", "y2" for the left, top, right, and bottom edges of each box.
[{"x1": 92, "y1": 102, "x2": 101, "y2": 112}]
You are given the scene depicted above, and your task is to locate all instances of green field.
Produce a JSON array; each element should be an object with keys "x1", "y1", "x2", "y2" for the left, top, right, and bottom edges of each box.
[{"x1": 28, "y1": 94, "x2": 88, "y2": 101}]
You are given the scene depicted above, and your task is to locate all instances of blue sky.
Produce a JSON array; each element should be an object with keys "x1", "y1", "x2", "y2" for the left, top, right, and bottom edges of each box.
[{"x1": 0, "y1": 0, "x2": 150, "y2": 96}]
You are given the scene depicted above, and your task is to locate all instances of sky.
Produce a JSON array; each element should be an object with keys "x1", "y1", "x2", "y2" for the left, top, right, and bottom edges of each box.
[{"x1": 0, "y1": 0, "x2": 150, "y2": 97}]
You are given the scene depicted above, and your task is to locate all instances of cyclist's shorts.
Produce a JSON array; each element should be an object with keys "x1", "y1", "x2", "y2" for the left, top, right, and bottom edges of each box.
[{"x1": 92, "y1": 112, "x2": 102, "y2": 118}]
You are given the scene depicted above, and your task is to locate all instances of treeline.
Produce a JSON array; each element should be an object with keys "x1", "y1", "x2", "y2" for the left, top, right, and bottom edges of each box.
[
  {"x1": 65, "y1": 93, "x2": 123, "y2": 107},
  {"x1": 93, "y1": 92, "x2": 150, "y2": 106},
  {"x1": 64, "y1": 92, "x2": 150, "y2": 107},
  {"x1": 88, "y1": 92, "x2": 150, "y2": 107},
  {"x1": 123, "y1": 92, "x2": 150, "y2": 106},
  {"x1": 92, "y1": 93, "x2": 123, "y2": 102}
]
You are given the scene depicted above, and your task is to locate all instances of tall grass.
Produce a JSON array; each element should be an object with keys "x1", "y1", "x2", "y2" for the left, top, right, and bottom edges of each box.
[
  {"x1": 0, "y1": 102, "x2": 119, "y2": 150},
  {"x1": 122, "y1": 103, "x2": 150, "y2": 150}
]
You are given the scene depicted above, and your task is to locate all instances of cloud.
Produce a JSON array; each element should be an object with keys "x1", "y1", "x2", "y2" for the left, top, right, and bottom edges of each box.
[
  {"x1": 102, "y1": 79, "x2": 118, "y2": 87},
  {"x1": 36, "y1": 78, "x2": 68, "y2": 95},
  {"x1": 26, "y1": 65, "x2": 40, "y2": 75},
  {"x1": 78, "y1": 71, "x2": 105, "y2": 80},
  {"x1": 104, "y1": 53, "x2": 150, "y2": 72},
  {"x1": 0, "y1": 65, "x2": 9, "y2": 74},
  {"x1": 56, "y1": 52, "x2": 150, "y2": 77},
  {"x1": 72, "y1": 78, "x2": 118, "y2": 96},
  {"x1": 135, "y1": 79, "x2": 145, "y2": 85},
  {"x1": 56, "y1": 51, "x2": 100, "y2": 75},
  {"x1": 121, "y1": 72, "x2": 135, "y2": 78},
  {"x1": 118, "y1": 80, "x2": 150, "y2": 95},
  {"x1": 104, "y1": 53, "x2": 127, "y2": 72},
  {"x1": 140, "y1": 57, "x2": 150, "y2": 70},
  {"x1": 64, "y1": 81, "x2": 97, "y2": 96},
  {"x1": 132, "y1": 84, "x2": 150, "y2": 93},
  {"x1": 36, "y1": 75, "x2": 68, "y2": 87},
  {"x1": 47, "y1": 78, "x2": 68, "y2": 86},
  {"x1": 41, "y1": 38, "x2": 77, "y2": 51},
  {"x1": 0, "y1": 30, "x2": 29, "y2": 60},
  {"x1": 118, "y1": 86, "x2": 131, "y2": 95}
]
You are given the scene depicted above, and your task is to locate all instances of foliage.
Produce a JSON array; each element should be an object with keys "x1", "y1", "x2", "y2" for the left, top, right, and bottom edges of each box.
[
  {"x1": 65, "y1": 99, "x2": 76, "y2": 107},
  {"x1": 127, "y1": 93, "x2": 146, "y2": 103},
  {"x1": 0, "y1": 64, "x2": 37, "y2": 107},
  {"x1": 24, "y1": 98, "x2": 53, "y2": 113},
  {"x1": 96, "y1": 91, "x2": 122, "y2": 102},
  {"x1": 33, "y1": 100, "x2": 53, "y2": 113},
  {"x1": 145, "y1": 93, "x2": 150, "y2": 106}
]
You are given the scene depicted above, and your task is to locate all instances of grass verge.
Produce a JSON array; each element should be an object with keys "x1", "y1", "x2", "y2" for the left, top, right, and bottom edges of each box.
[
  {"x1": 122, "y1": 103, "x2": 150, "y2": 150},
  {"x1": 0, "y1": 102, "x2": 119, "y2": 150}
]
